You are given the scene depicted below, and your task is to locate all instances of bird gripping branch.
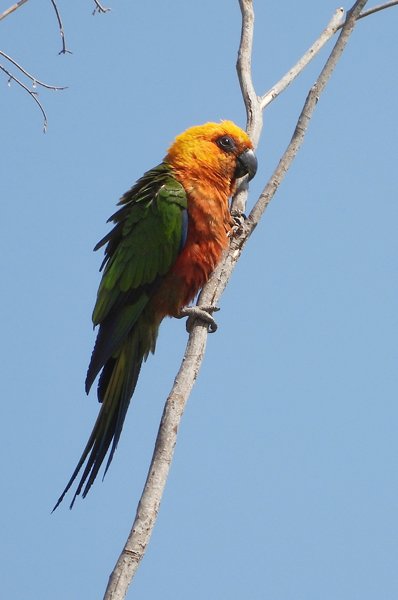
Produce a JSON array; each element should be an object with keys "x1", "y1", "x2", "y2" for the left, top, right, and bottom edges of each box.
[{"x1": 54, "y1": 121, "x2": 257, "y2": 509}]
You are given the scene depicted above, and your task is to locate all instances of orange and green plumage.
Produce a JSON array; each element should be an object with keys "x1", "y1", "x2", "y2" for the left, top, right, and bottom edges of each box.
[{"x1": 54, "y1": 121, "x2": 257, "y2": 509}]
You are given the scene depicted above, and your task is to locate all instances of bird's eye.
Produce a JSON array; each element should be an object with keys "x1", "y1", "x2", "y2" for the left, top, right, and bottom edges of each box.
[{"x1": 216, "y1": 135, "x2": 235, "y2": 152}]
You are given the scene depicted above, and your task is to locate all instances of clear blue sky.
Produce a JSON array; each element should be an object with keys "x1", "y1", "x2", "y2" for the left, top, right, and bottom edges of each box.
[{"x1": 2, "y1": 2, "x2": 397, "y2": 599}]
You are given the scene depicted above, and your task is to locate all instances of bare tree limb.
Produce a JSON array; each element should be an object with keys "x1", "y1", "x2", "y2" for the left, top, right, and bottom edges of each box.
[
  {"x1": 1, "y1": 0, "x2": 114, "y2": 127},
  {"x1": 357, "y1": 0, "x2": 398, "y2": 19},
  {"x1": 0, "y1": 0, "x2": 69, "y2": 128},
  {"x1": 248, "y1": 0, "x2": 368, "y2": 230},
  {"x1": 260, "y1": 8, "x2": 344, "y2": 111},
  {"x1": 100, "y1": 1, "x2": 398, "y2": 598},
  {"x1": 103, "y1": 328, "x2": 209, "y2": 600},
  {"x1": 0, "y1": 0, "x2": 111, "y2": 21},
  {"x1": 230, "y1": 0, "x2": 263, "y2": 215},
  {"x1": 0, "y1": 0, "x2": 29, "y2": 21},
  {"x1": 236, "y1": 0, "x2": 261, "y2": 142},
  {"x1": 258, "y1": 0, "x2": 398, "y2": 111},
  {"x1": 0, "y1": 63, "x2": 49, "y2": 132},
  {"x1": 0, "y1": 48, "x2": 66, "y2": 130},
  {"x1": 193, "y1": 1, "x2": 372, "y2": 340},
  {"x1": 49, "y1": 0, "x2": 72, "y2": 55},
  {"x1": 0, "y1": 50, "x2": 67, "y2": 90},
  {"x1": 101, "y1": 0, "x2": 398, "y2": 597},
  {"x1": 93, "y1": 0, "x2": 111, "y2": 14}
]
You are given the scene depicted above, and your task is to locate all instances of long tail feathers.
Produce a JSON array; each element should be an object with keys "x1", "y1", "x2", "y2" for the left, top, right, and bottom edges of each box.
[{"x1": 53, "y1": 328, "x2": 147, "y2": 511}]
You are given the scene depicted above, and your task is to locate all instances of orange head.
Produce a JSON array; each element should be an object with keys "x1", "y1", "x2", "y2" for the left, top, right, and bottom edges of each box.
[{"x1": 165, "y1": 121, "x2": 257, "y2": 192}]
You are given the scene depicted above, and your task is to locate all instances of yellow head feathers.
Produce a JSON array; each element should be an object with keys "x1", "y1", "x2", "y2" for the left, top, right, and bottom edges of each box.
[{"x1": 165, "y1": 121, "x2": 256, "y2": 186}]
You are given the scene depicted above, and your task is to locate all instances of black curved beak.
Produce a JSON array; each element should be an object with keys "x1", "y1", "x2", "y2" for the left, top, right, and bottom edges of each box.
[{"x1": 235, "y1": 148, "x2": 257, "y2": 181}]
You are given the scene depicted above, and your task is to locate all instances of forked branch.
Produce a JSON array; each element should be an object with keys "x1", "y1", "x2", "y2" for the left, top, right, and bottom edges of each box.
[
  {"x1": 1, "y1": 0, "x2": 111, "y2": 127},
  {"x1": 93, "y1": 0, "x2": 111, "y2": 14},
  {"x1": 0, "y1": 50, "x2": 66, "y2": 132},
  {"x1": 49, "y1": 0, "x2": 72, "y2": 55},
  {"x1": 103, "y1": 2, "x2": 397, "y2": 599}
]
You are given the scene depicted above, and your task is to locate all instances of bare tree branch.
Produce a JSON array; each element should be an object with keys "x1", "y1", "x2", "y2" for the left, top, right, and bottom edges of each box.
[
  {"x1": 260, "y1": 8, "x2": 344, "y2": 111},
  {"x1": 99, "y1": 0, "x2": 398, "y2": 598},
  {"x1": 357, "y1": 0, "x2": 398, "y2": 19},
  {"x1": 248, "y1": 0, "x2": 368, "y2": 230},
  {"x1": 93, "y1": 0, "x2": 111, "y2": 14},
  {"x1": 0, "y1": 0, "x2": 29, "y2": 21},
  {"x1": 1, "y1": 0, "x2": 114, "y2": 127},
  {"x1": 1, "y1": 47, "x2": 66, "y2": 130},
  {"x1": 0, "y1": 63, "x2": 49, "y2": 132},
  {"x1": 0, "y1": 50, "x2": 67, "y2": 90},
  {"x1": 103, "y1": 329, "x2": 209, "y2": 600},
  {"x1": 0, "y1": 0, "x2": 111, "y2": 21},
  {"x1": 49, "y1": 0, "x2": 72, "y2": 55},
  {"x1": 229, "y1": 0, "x2": 263, "y2": 215},
  {"x1": 259, "y1": 1, "x2": 398, "y2": 113},
  {"x1": 236, "y1": 0, "x2": 261, "y2": 142}
]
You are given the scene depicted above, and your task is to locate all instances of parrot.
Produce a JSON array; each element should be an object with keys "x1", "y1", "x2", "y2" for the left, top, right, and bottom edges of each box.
[{"x1": 54, "y1": 121, "x2": 257, "y2": 509}]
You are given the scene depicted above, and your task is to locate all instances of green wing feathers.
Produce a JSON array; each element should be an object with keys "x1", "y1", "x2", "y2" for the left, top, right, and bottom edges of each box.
[
  {"x1": 92, "y1": 165, "x2": 187, "y2": 325},
  {"x1": 53, "y1": 316, "x2": 157, "y2": 509},
  {"x1": 54, "y1": 163, "x2": 187, "y2": 509}
]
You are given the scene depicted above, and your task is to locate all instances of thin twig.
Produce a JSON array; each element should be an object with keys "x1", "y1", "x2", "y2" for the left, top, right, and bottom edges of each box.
[
  {"x1": 93, "y1": 0, "x2": 111, "y2": 14},
  {"x1": 1, "y1": 64, "x2": 48, "y2": 132},
  {"x1": 196, "y1": 2, "x2": 371, "y2": 344},
  {"x1": 248, "y1": 0, "x2": 369, "y2": 229},
  {"x1": 0, "y1": 50, "x2": 67, "y2": 89},
  {"x1": 259, "y1": 1, "x2": 398, "y2": 111},
  {"x1": 102, "y1": 1, "x2": 398, "y2": 598},
  {"x1": 232, "y1": 0, "x2": 262, "y2": 214},
  {"x1": 49, "y1": 0, "x2": 72, "y2": 55},
  {"x1": 358, "y1": 0, "x2": 398, "y2": 19},
  {"x1": 260, "y1": 8, "x2": 344, "y2": 110},
  {"x1": 236, "y1": 0, "x2": 261, "y2": 141},
  {"x1": 0, "y1": 0, "x2": 29, "y2": 21}
]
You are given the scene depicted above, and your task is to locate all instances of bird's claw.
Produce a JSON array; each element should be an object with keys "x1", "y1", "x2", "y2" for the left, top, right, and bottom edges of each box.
[
  {"x1": 228, "y1": 211, "x2": 247, "y2": 237},
  {"x1": 178, "y1": 305, "x2": 220, "y2": 333}
]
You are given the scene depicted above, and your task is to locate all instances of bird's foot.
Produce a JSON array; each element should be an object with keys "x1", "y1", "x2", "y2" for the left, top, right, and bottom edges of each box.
[
  {"x1": 178, "y1": 305, "x2": 220, "y2": 333},
  {"x1": 228, "y1": 210, "x2": 247, "y2": 237}
]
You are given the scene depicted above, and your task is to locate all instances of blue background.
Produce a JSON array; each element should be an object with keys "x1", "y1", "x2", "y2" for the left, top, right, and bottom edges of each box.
[{"x1": 2, "y1": 2, "x2": 397, "y2": 598}]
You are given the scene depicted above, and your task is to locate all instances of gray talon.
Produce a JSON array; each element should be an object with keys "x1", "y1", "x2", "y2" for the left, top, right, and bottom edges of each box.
[
  {"x1": 178, "y1": 305, "x2": 219, "y2": 333},
  {"x1": 228, "y1": 211, "x2": 246, "y2": 237}
]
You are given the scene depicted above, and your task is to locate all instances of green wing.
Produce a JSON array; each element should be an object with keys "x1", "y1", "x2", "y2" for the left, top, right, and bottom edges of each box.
[
  {"x1": 92, "y1": 163, "x2": 187, "y2": 326},
  {"x1": 85, "y1": 163, "x2": 187, "y2": 392},
  {"x1": 54, "y1": 163, "x2": 188, "y2": 509}
]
